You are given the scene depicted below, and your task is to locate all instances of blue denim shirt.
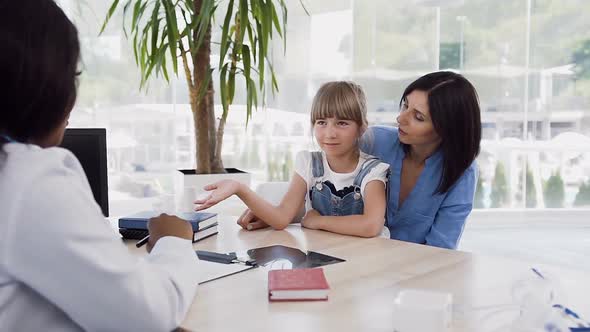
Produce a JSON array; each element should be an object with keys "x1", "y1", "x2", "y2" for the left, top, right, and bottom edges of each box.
[{"x1": 362, "y1": 126, "x2": 478, "y2": 249}]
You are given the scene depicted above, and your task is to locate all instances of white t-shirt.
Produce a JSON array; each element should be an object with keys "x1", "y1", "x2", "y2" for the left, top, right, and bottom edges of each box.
[
  {"x1": 294, "y1": 150, "x2": 389, "y2": 211},
  {"x1": 0, "y1": 143, "x2": 201, "y2": 331}
]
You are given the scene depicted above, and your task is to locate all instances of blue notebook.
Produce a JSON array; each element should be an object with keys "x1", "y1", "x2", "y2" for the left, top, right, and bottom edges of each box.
[{"x1": 118, "y1": 211, "x2": 217, "y2": 232}]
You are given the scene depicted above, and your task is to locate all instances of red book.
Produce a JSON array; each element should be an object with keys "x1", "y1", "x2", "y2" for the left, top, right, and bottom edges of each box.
[{"x1": 268, "y1": 268, "x2": 330, "y2": 302}]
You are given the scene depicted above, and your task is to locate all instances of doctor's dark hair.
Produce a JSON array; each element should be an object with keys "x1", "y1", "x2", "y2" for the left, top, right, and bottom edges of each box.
[
  {"x1": 0, "y1": 0, "x2": 80, "y2": 151},
  {"x1": 400, "y1": 71, "x2": 481, "y2": 194}
]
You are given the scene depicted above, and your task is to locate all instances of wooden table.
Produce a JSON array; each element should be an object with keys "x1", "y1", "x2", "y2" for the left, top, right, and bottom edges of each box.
[{"x1": 125, "y1": 216, "x2": 590, "y2": 332}]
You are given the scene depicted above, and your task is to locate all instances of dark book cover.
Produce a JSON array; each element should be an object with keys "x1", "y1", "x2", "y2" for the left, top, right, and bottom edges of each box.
[{"x1": 118, "y1": 211, "x2": 217, "y2": 231}]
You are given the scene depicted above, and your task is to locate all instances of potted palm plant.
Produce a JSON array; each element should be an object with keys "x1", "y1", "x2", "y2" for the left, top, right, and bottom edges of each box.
[{"x1": 101, "y1": 0, "x2": 305, "y2": 199}]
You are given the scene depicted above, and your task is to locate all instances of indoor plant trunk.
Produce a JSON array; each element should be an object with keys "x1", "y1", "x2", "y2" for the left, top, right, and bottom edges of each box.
[{"x1": 190, "y1": 0, "x2": 225, "y2": 174}]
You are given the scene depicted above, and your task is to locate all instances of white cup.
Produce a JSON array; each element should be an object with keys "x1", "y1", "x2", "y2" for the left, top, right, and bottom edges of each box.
[
  {"x1": 392, "y1": 289, "x2": 453, "y2": 332},
  {"x1": 178, "y1": 187, "x2": 198, "y2": 212},
  {"x1": 152, "y1": 193, "x2": 176, "y2": 214}
]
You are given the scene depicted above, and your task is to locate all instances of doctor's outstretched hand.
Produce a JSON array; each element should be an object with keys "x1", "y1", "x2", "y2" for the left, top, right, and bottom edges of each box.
[{"x1": 193, "y1": 179, "x2": 241, "y2": 211}]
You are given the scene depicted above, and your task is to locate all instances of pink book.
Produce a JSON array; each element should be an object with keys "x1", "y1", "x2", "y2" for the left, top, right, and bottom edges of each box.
[{"x1": 268, "y1": 268, "x2": 330, "y2": 302}]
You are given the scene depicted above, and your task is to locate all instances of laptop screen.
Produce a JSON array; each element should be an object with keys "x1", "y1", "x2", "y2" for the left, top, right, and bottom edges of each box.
[{"x1": 60, "y1": 128, "x2": 109, "y2": 217}]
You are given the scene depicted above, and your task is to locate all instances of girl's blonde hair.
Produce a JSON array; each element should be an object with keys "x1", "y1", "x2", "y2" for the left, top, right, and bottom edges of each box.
[{"x1": 310, "y1": 81, "x2": 368, "y2": 130}]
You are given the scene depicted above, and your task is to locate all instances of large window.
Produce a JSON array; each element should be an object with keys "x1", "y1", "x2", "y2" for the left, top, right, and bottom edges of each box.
[
  {"x1": 61, "y1": 1, "x2": 590, "y2": 214},
  {"x1": 443, "y1": 0, "x2": 590, "y2": 210}
]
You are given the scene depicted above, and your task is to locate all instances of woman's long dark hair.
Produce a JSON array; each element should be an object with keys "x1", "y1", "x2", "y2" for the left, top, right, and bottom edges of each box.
[
  {"x1": 400, "y1": 71, "x2": 481, "y2": 194},
  {"x1": 0, "y1": 0, "x2": 80, "y2": 149}
]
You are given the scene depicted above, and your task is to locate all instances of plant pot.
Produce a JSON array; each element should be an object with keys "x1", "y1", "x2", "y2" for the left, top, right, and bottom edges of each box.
[{"x1": 174, "y1": 168, "x2": 251, "y2": 212}]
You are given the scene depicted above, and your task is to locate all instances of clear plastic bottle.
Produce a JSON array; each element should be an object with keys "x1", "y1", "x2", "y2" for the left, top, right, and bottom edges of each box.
[{"x1": 510, "y1": 270, "x2": 570, "y2": 332}]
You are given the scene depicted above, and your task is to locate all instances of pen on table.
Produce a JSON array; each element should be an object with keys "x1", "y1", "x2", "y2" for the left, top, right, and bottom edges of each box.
[
  {"x1": 136, "y1": 234, "x2": 149, "y2": 248},
  {"x1": 531, "y1": 267, "x2": 545, "y2": 279}
]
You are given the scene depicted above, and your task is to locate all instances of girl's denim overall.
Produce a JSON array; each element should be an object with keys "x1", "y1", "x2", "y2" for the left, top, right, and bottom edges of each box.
[{"x1": 309, "y1": 151, "x2": 383, "y2": 216}]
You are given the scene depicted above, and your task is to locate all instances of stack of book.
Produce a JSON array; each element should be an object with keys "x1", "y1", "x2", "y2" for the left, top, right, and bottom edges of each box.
[{"x1": 118, "y1": 211, "x2": 218, "y2": 243}]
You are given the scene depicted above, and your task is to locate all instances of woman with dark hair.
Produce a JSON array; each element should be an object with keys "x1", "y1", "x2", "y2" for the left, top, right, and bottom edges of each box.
[
  {"x1": 236, "y1": 71, "x2": 480, "y2": 250},
  {"x1": 363, "y1": 71, "x2": 481, "y2": 249},
  {"x1": 0, "y1": 1, "x2": 200, "y2": 330}
]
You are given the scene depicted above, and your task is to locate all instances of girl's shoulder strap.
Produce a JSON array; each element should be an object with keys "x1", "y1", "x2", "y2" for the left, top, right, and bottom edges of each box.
[
  {"x1": 352, "y1": 158, "x2": 385, "y2": 187},
  {"x1": 310, "y1": 151, "x2": 324, "y2": 178}
]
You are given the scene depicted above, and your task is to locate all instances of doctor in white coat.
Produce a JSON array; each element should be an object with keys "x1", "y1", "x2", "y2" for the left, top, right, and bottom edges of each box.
[{"x1": 0, "y1": 1, "x2": 201, "y2": 331}]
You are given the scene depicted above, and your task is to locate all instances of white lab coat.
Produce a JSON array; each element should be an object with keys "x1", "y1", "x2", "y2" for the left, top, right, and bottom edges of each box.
[{"x1": 0, "y1": 143, "x2": 200, "y2": 331}]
